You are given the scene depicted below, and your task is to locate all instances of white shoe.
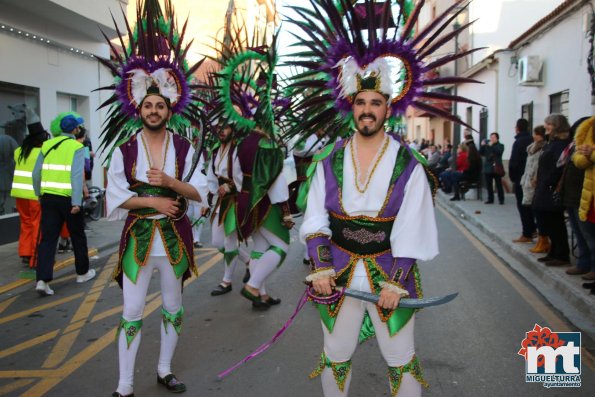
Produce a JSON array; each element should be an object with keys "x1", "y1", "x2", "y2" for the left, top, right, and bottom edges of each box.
[
  {"x1": 76, "y1": 269, "x2": 96, "y2": 283},
  {"x1": 35, "y1": 280, "x2": 54, "y2": 296}
]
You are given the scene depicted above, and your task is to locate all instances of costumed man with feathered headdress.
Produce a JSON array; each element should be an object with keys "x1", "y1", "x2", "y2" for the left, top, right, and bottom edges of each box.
[
  {"x1": 288, "y1": 1, "x2": 480, "y2": 395},
  {"x1": 205, "y1": 117, "x2": 251, "y2": 297},
  {"x1": 98, "y1": 1, "x2": 208, "y2": 395},
  {"x1": 207, "y1": 27, "x2": 295, "y2": 310}
]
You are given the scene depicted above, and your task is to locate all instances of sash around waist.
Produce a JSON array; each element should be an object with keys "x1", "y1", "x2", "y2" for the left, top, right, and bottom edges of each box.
[{"x1": 329, "y1": 212, "x2": 394, "y2": 256}]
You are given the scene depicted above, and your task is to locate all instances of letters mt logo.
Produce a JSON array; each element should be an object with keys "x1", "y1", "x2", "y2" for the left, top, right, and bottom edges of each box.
[{"x1": 518, "y1": 324, "x2": 581, "y2": 388}]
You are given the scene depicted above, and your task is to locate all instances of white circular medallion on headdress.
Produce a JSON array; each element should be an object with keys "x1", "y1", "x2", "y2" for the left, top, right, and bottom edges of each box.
[{"x1": 336, "y1": 56, "x2": 393, "y2": 100}]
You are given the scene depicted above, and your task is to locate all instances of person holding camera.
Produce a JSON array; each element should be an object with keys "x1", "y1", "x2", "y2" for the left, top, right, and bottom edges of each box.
[{"x1": 480, "y1": 132, "x2": 505, "y2": 204}]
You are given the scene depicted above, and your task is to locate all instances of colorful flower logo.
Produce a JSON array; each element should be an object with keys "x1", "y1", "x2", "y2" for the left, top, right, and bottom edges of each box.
[{"x1": 518, "y1": 324, "x2": 565, "y2": 367}]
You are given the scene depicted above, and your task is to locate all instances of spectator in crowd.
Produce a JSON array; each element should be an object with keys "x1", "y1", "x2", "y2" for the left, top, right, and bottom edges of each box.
[
  {"x1": 480, "y1": 132, "x2": 505, "y2": 204},
  {"x1": 434, "y1": 144, "x2": 452, "y2": 176},
  {"x1": 521, "y1": 126, "x2": 549, "y2": 254},
  {"x1": 571, "y1": 116, "x2": 595, "y2": 284},
  {"x1": 532, "y1": 114, "x2": 572, "y2": 266},
  {"x1": 440, "y1": 143, "x2": 468, "y2": 199},
  {"x1": 509, "y1": 118, "x2": 536, "y2": 243},
  {"x1": 560, "y1": 117, "x2": 592, "y2": 277},
  {"x1": 0, "y1": 133, "x2": 18, "y2": 215},
  {"x1": 426, "y1": 144, "x2": 440, "y2": 171}
]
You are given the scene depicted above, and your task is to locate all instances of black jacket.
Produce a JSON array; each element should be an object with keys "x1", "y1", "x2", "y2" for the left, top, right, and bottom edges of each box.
[
  {"x1": 532, "y1": 138, "x2": 571, "y2": 212},
  {"x1": 508, "y1": 131, "x2": 532, "y2": 183}
]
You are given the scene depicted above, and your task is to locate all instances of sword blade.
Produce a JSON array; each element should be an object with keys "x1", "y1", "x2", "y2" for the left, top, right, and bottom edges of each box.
[{"x1": 342, "y1": 288, "x2": 458, "y2": 308}]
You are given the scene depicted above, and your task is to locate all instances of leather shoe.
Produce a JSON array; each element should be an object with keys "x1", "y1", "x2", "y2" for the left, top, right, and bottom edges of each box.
[
  {"x1": 537, "y1": 256, "x2": 553, "y2": 263},
  {"x1": 544, "y1": 259, "x2": 570, "y2": 267},
  {"x1": 450, "y1": 196, "x2": 460, "y2": 201},
  {"x1": 252, "y1": 300, "x2": 271, "y2": 311},
  {"x1": 484, "y1": 200, "x2": 494, "y2": 204},
  {"x1": 112, "y1": 393, "x2": 134, "y2": 397},
  {"x1": 157, "y1": 373, "x2": 186, "y2": 393},
  {"x1": 512, "y1": 236, "x2": 533, "y2": 243},
  {"x1": 565, "y1": 266, "x2": 589, "y2": 275},
  {"x1": 242, "y1": 268, "x2": 251, "y2": 283},
  {"x1": 265, "y1": 297, "x2": 281, "y2": 305},
  {"x1": 303, "y1": 258, "x2": 310, "y2": 265},
  {"x1": 211, "y1": 283, "x2": 232, "y2": 296},
  {"x1": 582, "y1": 282, "x2": 595, "y2": 289},
  {"x1": 581, "y1": 271, "x2": 595, "y2": 280}
]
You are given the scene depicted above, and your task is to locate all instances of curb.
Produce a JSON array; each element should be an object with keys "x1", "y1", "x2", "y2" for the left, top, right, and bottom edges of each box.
[{"x1": 436, "y1": 193, "x2": 595, "y2": 336}]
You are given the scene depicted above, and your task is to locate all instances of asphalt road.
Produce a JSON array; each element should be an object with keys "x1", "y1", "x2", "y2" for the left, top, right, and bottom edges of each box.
[{"x1": 0, "y1": 208, "x2": 593, "y2": 397}]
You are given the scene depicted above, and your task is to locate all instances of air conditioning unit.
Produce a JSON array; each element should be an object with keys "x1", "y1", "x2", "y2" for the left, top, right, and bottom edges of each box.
[{"x1": 517, "y1": 55, "x2": 543, "y2": 86}]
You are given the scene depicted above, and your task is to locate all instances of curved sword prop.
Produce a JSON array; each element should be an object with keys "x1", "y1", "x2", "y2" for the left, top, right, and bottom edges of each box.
[
  {"x1": 217, "y1": 288, "x2": 458, "y2": 379},
  {"x1": 341, "y1": 288, "x2": 459, "y2": 308}
]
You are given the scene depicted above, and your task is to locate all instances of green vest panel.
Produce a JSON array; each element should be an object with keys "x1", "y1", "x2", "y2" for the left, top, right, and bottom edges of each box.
[
  {"x1": 11, "y1": 147, "x2": 41, "y2": 200},
  {"x1": 40, "y1": 137, "x2": 83, "y2": 197}
]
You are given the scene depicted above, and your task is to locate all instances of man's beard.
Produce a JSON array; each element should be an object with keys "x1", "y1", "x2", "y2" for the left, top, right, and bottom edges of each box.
[
  {"x1": 356, "y1": 114, "x2": 384, "y2": 137},
  {"x1": 219, "y1": 134, "x2": 232, "y2": 144},
  {"x1": 141, "y1": 114, "x2": 168, "y2": 131}
]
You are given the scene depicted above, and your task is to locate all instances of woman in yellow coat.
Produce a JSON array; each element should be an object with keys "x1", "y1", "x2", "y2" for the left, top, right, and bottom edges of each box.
[
  {"x1": 572, "y1": 116, "x2": 595, "y2": 284},
  {"x1": 10, "y1": 122, "x2": 49, "y2": 266}
]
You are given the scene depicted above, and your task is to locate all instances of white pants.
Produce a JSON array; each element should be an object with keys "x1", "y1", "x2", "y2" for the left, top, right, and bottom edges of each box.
[
  {"x1": 246, "y1": 228, "x2": 288, "y2": 295},
  {"x1": 211, "y1": 218, "x2": 249, "y2": 284},
  {"x1": 320, "y1": 261, "x2": 420, "y2": 397},
  {"x1": 116, "y1": 256, "x2": 183, "y2": 395}
]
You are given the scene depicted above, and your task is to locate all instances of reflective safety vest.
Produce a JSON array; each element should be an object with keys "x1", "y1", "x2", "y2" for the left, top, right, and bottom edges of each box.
[
  {"x1": 40, "y1": 136, "x2": 83, "y2": 197},
  {"x1": 11, "y1": 147, "x2": 41, "y2": 200}
]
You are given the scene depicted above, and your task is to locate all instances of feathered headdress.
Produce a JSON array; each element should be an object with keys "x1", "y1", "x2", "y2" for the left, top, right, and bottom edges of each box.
[
  {"x1": 95, "y1": 0, "x2": 206, "y2": 156},
  {"x1": 284, "y1": 0, "x2": 483, "y2": 141},
  {"x1": 203, "y1": 18, "x2": 290, "y2": 144}
]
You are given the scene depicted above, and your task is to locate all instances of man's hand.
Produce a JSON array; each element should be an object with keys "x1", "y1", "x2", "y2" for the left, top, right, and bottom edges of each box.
[
  {"x1": 147, "y1": 168, "x2": 174, "y2": 188},
  {"x1": 282, "y1": 215, "x2": 295, "y2": 229},
  {"x1": 151, "y1": 197, "x2": 180, "y2": 218},
  {"x1": 312, "y1": 276, "x2": 336, "y2": 296},
  {"x1": 71, "y1": 205, "x2": 81, "y2": 215},
  {"x1": 200, "y1": 206, "x2": 210, "y2": 217},
  {"x1": 377, "y1": 288, "x2": 401, "y2": 310},
  {"x1": 217, "y1": 183, "x2": 231, "y2": 196}
]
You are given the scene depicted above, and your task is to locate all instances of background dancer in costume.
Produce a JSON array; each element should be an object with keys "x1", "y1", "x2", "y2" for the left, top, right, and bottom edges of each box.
[
  {"x1": 98, "y1": 1, "x2": 208, "y2": 395},
  {"x1": 206, "y1": 119, "x2": 250, "y2": 296},
  {"x1": 287, "y1": 1, "x2": 480, "y2": 395},
  {"x1": 33, "y1": 112, "x2": 95, "y2": 296}
]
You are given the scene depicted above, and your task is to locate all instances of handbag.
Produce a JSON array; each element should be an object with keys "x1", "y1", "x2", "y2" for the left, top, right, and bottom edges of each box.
[{"x1": 493, "y1": 162, "x2": 505, "y2": 177}]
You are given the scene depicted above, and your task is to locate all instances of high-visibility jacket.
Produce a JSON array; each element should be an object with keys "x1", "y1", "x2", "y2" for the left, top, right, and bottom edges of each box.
[
  {"x1": 11, "y1": 147, "x2": 41, "y2": 200},
  {"x1": 39, "y1": 136, "x2": 83, "y2": 197}
]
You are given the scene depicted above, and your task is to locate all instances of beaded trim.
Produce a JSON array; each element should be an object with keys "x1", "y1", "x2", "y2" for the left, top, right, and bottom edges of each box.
[
  {"x1": 305, "y1": 268, "x2": 336, "y2": 282},
  {"x1": 116, "y1": 318, "x2": 143, "y2": 348},
  {"x1": 309, "y1": 352, "x2": 352, "y2": 392},
  {"x1": 162, "y1": 306, "x2": 184, "y2": 336},
  {"x1": 379, "y1": 281, "x2": 409, "y2": 297},
  {"x1": 388, "y1": 355, "x2": 429, "y2": 397}
]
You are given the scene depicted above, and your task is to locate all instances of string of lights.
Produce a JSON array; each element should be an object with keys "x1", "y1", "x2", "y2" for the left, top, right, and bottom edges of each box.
[{"x1": 0, "y1": 22, "x2": 98, "y2": 59}]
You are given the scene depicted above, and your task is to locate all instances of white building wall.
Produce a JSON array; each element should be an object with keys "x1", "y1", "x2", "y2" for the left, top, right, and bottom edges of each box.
[
  {"x1": 469, "y1": 0, "x2": 564, "y2": 65},
  {"x1": 513, "y1": 3, "x2": 593, "y2": 125}
]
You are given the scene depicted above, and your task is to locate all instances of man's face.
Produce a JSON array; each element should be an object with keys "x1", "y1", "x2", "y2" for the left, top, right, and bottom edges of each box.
[
  {"x1": 218, "y1": 124, "x2": 233, "y2": 143},
  {"x1": 352, "y1": 91, "x2": 390, "y2": 137},
  {"x1": 490, "y1": 133, "x2": 498, "y2": 144},
  {"x1": 140, "y1": 95, "x2": 171, "y2": 132}
]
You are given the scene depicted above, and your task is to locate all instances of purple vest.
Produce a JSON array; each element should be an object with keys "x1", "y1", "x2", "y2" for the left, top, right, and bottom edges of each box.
[
  {"x1": 322, "y1": 136, "x2": 421, "y2": 297},
  {"x1": 115, "y1": 132, "x2": 195, "y2": 286}
]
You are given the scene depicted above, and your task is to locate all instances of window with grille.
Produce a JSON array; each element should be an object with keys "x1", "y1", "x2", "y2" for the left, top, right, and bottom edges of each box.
[{"x1": 549, "y1": 90, "x2": 569, "y2": 117}]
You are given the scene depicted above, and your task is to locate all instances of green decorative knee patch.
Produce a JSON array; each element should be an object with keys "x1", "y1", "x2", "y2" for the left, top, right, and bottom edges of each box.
[
  {"x1": 250, "y1": 251, "x2": 263, "y2": 260},
  {"x1": 162, "y1": 306, "x2": 184, "y2": 335},
  {"x1": 388, "y1": 355, "x2": 429, "y2": 397},
  {"x1": 309, "y1": 352, "x2": 352, "y2": 392},
  {"x1": 269, "y1": 245, "x2": 287, "y2": 266},
  {"x1": 223, "y1": 249, "x2": 239, "y2": 265},
  {"x1": 116, "y1": 318, "x2": 143, "y2": 348}
]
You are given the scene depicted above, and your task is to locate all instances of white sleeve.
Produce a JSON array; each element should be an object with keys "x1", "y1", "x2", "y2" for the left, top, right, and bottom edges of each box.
[
  {"x1": 106, "y1": 148, "x2": 136, "y2": 221},
  {"x1": 267, "y1": 169, "x2": 289, "y2": 204},
  {"x1": 206, "y1": 157, "x2": 218, "y2": 194},
  {"x1": 232, "y1": 148, "x2": 243, "y2": 192},
  {"x1": 390, "y1": 163, "x2": 438, "y2": 260},
  {"x1": 185, "y1": 147, "x2": 208, "y2": 207},
  {"x1": 299, "y1": 161, "x2": 331, "y2": 242}
]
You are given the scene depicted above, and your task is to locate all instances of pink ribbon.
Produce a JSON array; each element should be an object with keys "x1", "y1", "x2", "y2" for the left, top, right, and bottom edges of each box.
[{"x1": 217, "y1": 288, "x2": 310, "y2": 379}]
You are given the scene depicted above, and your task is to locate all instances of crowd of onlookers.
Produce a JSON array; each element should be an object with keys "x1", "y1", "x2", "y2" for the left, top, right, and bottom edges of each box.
[{"x1": 416, "y1": 115, "x2": 595, "y2": 295}]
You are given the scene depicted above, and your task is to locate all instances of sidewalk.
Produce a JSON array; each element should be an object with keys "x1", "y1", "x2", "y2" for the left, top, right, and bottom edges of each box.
[
  {"x1": 0, "y1": 219, "x2": 124, "y2": 294},
  {"x1": 436, "y1": 190, "x2": 595, "y2": 337}
]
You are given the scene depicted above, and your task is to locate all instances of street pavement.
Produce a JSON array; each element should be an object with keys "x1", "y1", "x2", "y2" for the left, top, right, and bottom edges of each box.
[
  {"x1": 436, "y1": 190, "x2": 595, "y2": 337},
  {"x1": 2, "y1": 190, "x2": 591, "y2": 337}
]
